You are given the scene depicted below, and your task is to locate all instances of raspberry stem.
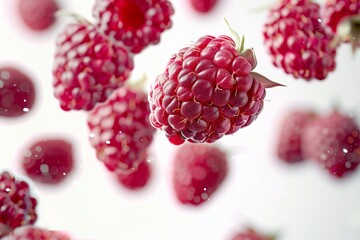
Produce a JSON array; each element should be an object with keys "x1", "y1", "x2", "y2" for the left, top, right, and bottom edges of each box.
[
  {"x1": 55, "y1": 10, "x2": 91, "y2": 25},
  {"x1": 224, "y1": 18, "x2": 244, "y2": 53}
]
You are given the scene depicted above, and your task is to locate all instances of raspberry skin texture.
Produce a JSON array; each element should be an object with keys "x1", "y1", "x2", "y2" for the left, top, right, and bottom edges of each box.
[
  {"x1": 21, "y1": 139, "x2": 74, "y2": 185},
  {"x1": 88, "y1": 87, "x2": 155, "y2": 173},
  {"x1": 17, "y1": 0, "x2": 59, "y2": 31},
  {"x1": 263, "y1": 0, "x2": 336, "y2": 80},
  {"x1": 302, "y1": 110, "x2": 360, "y2": 178},
  {"x1": 149, "y1": 35, "x2": 266, "y2": 144},
  {"x1": 0, "y1": 67, "x2": 36, "y2": 117},
  {"x1": 276, "y1": 109, "x2": 316, "y2": 163},
  {"x1": 231, "y1": 228, "x2": 274, "y2": 240},
  {"x1": 116, "y1": 153, "x2": 151, "y2": 190},
  {"x1": 93, "y1": 0, "x2": 174, "y2": 53},
  {"x1": 172, "y1": 144, "x2": 228, "y2": 206},
  {"x1": 0, "y1": 171, "x2": 38, "y2": 238},
  {"x1": 52, "y1": 22, "x2": 134, "y2": 111},
  {"x1": 4, "y1": 226, "x2": 71, "y2": 240},
  {"x1": 322, "y1": 0, "x2": 360, "y2": 33},
  {"x1": 190, "y1": 0, "x2": 218, "y2": 13}
]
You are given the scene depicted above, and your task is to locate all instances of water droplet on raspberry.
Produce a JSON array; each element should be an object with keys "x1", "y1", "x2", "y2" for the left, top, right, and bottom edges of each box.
[
  {"x1": 21, "y1": 138, "x2": 74, "y2": 184},
  {"x1": 0, "y1": 67, "x2": 36, "y2": 117}
]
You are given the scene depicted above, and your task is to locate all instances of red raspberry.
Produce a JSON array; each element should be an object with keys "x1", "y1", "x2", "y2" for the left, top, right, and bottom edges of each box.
[
  {"x1": 263, "y1": 0, "x2": 336, "y2": 80},
  {"x1": 52, "y1": 22, "x2": 134, "y2": 111},
  {"x1": 4, "y1": 226, "x2": 71, "y2": 240},
  {"x1": 21, "y1": 138, "x2": 74, "y2": 184},
  {"x1": 17, "y1": 0, "x2": 59, "y2": 31},
  {"x1": 92, "y1": 0, "x2": 174, "y2": 53},
  {"x1": 323, "y1": 0, "x2": 360, "y2": 32},
  {"x1": 149, "y1": 34, "x2": 277, "y2": 144},
  {"x1": 0, "y1": 171, "x2": 37, "y2": 238},
  {"x1": 231, "y1": 228, "x2": 274, "y2": 240},
  {"x1": 276, "y1": 109, "x2": 316, "y2": 163},
  {"x1": 302, "y1": 110, "x2": 360, "y2": 178},
  {"x1": 87, "y1": 86, "x2": 155, "y2": 173},
  {"x1": 116, "y1": 153, "x2": 151, "y2": 190},
  {"x1": 0, "y1": 66, "x2": 36, "y2": 117},
  {"x1": 189, "y1": 0, "x2": 218, "y2": 13},
  {"x1": 322, "y1": 0, "x2": 360, "y2": 52},
  {"x1": 172, "y1": 144, "x2": 228, "y2": 206}
]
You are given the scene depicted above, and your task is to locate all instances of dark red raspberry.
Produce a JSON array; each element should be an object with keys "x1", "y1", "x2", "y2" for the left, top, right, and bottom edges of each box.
[
  {"x1": 189, "y1": 0, "x2": 218, "y2": 13},
  {"x1": 276, "y1": 109, "x2": 316, "y2": 163},
  {"x1": 87, "y1": 86, "x2": 155, "y2": 173},
  {"x1": 4, "y1": 226, "x2": 71, "y2": 240},
  {"x1": 302, "y1": 110, "x2": 360, "y2": 178},
  {"x1": 52, "y1": 22, "x2": 134, "y2": 111},
  {"x1": 21, "y1": 138, "x2": 74, "y2": 184},
  {"x1": 149, "y1": 34, "x2": 276, "y2": 144},
  {"x1": 231, "y1": 228, "x2": 275, "y2": 240},
  {"x1": 263, "y1": 0, "x2": 336, "y2": 80},
  {"x1": 0, "y1": 171, "x2": 37, "y2": 238},
  {"x1": 17, "y1": 0, "x2": 59, "y2": 31},
  {"x1": 92, "y1": 0, "x2": 174, "y2": 53},
  {"x1": 116, "y1": 153, "x2": 151, "y2": 190},
  {"x1": 322, "y1": 0, "x2": 360, "y2": 52},
  {"x1": 0, "y1": 66, "x2": 36, "y2": 117},
  {"x1": 172, "y1": 144, "x2": 228, "y2": 206}
]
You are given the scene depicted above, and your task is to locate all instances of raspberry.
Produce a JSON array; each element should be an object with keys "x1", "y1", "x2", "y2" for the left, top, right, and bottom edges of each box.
[
  {"x1": 52, "y1": 22, "x2": 134, "y2": 111},
  {"x1": 172, "y1": 144, "x2": 228, "y2": 206},
  {"x1": 87, "y1": 86, "x2": 155, "y2": 173},
  {"x1": 17, "y1": 0, "x2": 59, "y2": 31},
  {"x1": 0, "y1": 66, "x2": 36, "y2": 117},
  {"x1": 263, "y1": 0, "x2": 336, "y2": 80},
  {"x1": 149, "y1": 34, "x2": 276, "y2": 144},
  {"x1": 231, "y1": 228, "x2": 274, "y2": 240},
  {"x1": 323, "y1": 0, "x2": 360, "y2": 32},
  {"x1": 276, "y1": 109, "x2": 316, "y2": 163},
  {"x1": 302, "y1": 110, "x2": 360, "y2": 178},
  {"x1": 92, "y1": 0, "x2": 174, "y2": 53},
  {"x1": 322, "y1": 0, "x2": 360, "y2": 52},
  {"x1": 116, "y1": 153, "x2": 151, "y2": 190},
  {"x1": 21, "y1": 138, "x2": 74, "y2": 184},
  {"x1": 4, "y1": 226, "x2": 71, "y2": 240},
  {"x1": 189, "y1": 0, "x2": 218, "y2": 13},
  {"x1": 0, "y1": 171, "x2": 37, "y2": 238}
]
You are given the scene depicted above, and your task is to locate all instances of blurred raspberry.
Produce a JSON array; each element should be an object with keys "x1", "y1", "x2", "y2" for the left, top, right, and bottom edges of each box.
[
  {"x1": 17, "y1": 0, "x2": 59, "y2": 31},
  {"x1": 172, "y1": 144, "x2": 228, "y2": 206},
  {"x1": 276, "y1": 109, "x2": 316, "y2": 163},
  {"x1": 0, "y1": 171, "x2": 37, "y2": 238},
  {"x1": 93, "y1": 0, "x2": 174, "y2": 53},
  {"x1": 88, "y1": 86, "x2": 155, "y2": 173},
  {"x1": 4, "y1": 226, "x2": 71, "y2": 240},
  {"x1": 0, "y1": 66, "x2": 36, "y2": 117},
  {"x1": 21, "y1": 138, "x2": 74, "y2": 184},
  {"x1": 53, "y1": 22, "x2": 134, "y2": 111},
  {"x1": 302, "y1": 110, "x2": 360, "y2": 178},
  {"x1": 263, "y1": 0, "x2": 336, "y2": 80}
]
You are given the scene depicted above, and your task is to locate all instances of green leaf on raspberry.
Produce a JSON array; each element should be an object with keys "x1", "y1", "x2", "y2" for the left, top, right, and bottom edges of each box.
[
  {"x1": 251, "y1": 72, "x2": 285, "y2": 88},
  {"x1": 224, "y1": 18, "x2": 244, "y2": 52}
]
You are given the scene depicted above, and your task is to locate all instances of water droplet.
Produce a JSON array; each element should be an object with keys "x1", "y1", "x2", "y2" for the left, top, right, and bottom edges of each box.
[
  {"x1": 5, "y1": 187, "x2": 10, "y2": 192},
  {"x1": 40, "y1": 164, "x2": 49, "y2": 174},
  {"x1": 24, "y1": 149, "x2": 32, "y2": 157},
  {"x1": 343, "y1": 148, "x2": 349, "y2": 153},
  {"x1": 23, "y1": 108, "x2": 29, "y2": 112},
  {"x1": 345, "y1": 162, "x2": 352, "y2": 169},
  {"x1": 1, "y1": 71, "x2": 10, "y2": 80},
  {"x1": 105, "y1": 140, "x2": 110, "y2": 144}
]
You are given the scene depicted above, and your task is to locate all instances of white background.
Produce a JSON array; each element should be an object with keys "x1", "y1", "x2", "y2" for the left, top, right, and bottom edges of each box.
[{"x1": 0, "y1": 0, "x2": 360, "y2": 239}]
